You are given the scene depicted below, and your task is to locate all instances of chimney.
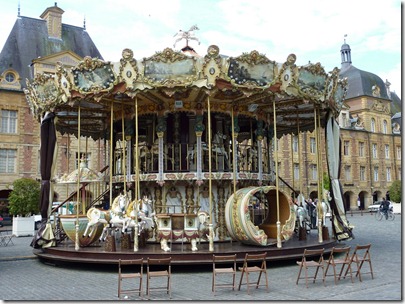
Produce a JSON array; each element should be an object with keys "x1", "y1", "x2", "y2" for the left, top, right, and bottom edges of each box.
[{"x1": 40, "y1": 3, "x2": 65, "y2": 39}]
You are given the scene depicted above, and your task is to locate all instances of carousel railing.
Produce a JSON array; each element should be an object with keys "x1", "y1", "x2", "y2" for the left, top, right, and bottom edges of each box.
[{"x1": 117, "y1": 141, "x2": 270, "y2": 175}]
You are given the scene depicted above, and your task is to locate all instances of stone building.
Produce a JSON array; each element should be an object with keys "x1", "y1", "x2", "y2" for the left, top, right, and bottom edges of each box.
[
  {"x1": 277, "y1": 40, "x2": 401, "y2": 210},
  {"x1": 0, "y1": 3, "x2": 104, "y2": 215}
]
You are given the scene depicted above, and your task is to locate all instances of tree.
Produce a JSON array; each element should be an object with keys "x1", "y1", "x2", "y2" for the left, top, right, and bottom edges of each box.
[
  {"x1": 389, "y1": 180, "x2": 401, "y2": 203},
  {"x1": 323, "y1": 172, "x2": 330, "y2": 191},
  {"x1": 8, "y1": 178, "x2": 40, "y2": 217}
]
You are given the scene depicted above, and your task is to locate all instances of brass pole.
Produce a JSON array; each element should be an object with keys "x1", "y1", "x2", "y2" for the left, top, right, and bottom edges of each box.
[
  {"x1": 297, "y1": 112, "x2": 302, "y2": 199},
  {"x1": 231, "y1": 106, "x2": 236, "y2": 197},
  {"x1": 314, "y1": 107, "x2": 323, "y2": 243},
  {"x1": 273, "y1": 100, "x2": 281, "y2": 248},
  {"x1": 134, "y1": 97, "x2": 139, "y2": 252},
  {"x1": 75, "y1": 103, "x2": 81, "y2": 251},
  {"x1": 121, "y1": 104, "x2": 127, "y2": 195},
  {"x1": 207, "y1": 95, "x2": 214, "y2": 251},
  {"x1": 109, "y1": 101, "x2": 114, "y2": 222}
]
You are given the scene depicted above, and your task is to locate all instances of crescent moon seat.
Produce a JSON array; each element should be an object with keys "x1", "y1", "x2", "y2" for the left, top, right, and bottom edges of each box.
[{"x1": 225, "y1": 186, "x2": 295, "y2": 246}]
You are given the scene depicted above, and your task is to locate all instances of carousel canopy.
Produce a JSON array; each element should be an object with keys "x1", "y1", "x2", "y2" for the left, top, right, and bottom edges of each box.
[{"x1": 24, "y1": 45, "x2": 347, "y2": 139}]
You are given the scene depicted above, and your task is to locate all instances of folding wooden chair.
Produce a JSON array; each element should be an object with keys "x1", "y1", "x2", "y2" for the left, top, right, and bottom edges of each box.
[
  {"x1": 117, "y1": 258, "x2": 143, "y2": 299},
  {"x1": 146, "y1": 257, "x2": 172, "y2": 299},
  {"x1": 345, "y1": 244, "x2": 374, "y2": 282},
  {"x1": 212, "y1": 254, "x2": 237, "y2": 295},
  {"x1": 296, "y1": 248, "x2": 325, "y2": 288},
  {"x1": 238, "y1": 252, "x2": 269, "y2": 294},
  {"x1": 324, "y1": 246, "x2": 353, "y2": 284}
]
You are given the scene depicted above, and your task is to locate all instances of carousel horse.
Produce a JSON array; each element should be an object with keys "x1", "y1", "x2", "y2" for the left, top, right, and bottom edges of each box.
[
  {"x1": 316, "y1": 189, "x2": 332, "y2": 226},
  {"x1": 315, "y1": 200, "x2": 331, "y2": 227},
  {"x1": 126, "y1": 195, "x2": 156, "y2": 236},
  {"x1": 294, "y1": 194, "x2": 311, "y2": 231},
  {"x1": 196, "y1": 210, "x2": 212, "y2": 244},
  {"x1": 83, "y1": 193, "x2": 131, "y2": 241}
]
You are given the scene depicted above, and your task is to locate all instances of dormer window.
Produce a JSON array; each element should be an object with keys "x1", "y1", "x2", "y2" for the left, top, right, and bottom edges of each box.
[{"x1": 5, "y1": 72, "x2": 15, "y2": 83}]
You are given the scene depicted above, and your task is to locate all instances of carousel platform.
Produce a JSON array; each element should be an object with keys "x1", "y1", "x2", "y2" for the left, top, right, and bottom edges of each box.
[{"x1": 33, "y1": 232, "x2": 338, "y2": 265}]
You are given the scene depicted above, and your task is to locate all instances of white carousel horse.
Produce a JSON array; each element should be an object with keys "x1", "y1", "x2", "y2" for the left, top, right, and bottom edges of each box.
[
  {"x1": 294, "y1": 194, "x2": 310, "y2": 230},
  {"x1": 173, "y1": 25, "x2": 200, "y2": 48},
  {"x1": 315, "y1": 201, "x2": 331, "y2": 227},
  {"x1": 83, "y1": 193, "x2": 131, "y2": 240},
  {"x1": 126, "y1": 196, "x2": 156, "y2": 235}
]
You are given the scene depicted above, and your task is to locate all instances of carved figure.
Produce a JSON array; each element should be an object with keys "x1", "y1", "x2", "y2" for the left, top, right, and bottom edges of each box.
[{"x1": 173, "y1": 25, "x2": 200, "y2": 48}]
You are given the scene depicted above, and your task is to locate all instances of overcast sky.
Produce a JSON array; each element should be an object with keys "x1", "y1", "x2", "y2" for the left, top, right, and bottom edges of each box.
[{"x1": 0, "y1": 0, "x2": 402, "y2": 96}]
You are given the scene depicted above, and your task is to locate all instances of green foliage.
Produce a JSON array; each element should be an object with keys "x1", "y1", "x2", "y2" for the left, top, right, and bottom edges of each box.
[
  {"x1": 323, "y1": 172, "x2": 330, "y2": 191},
  {"x1": 8, "y1": 178, "x2": 40, "y2": 217},
  {"x1": 389, "y1": 180, "x2": 402, "y2": 203}
]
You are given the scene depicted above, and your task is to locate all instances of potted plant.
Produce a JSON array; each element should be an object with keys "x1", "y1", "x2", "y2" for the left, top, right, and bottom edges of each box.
[{"x1": 8, "y1": 178, "x2": 40, "y2": 237}]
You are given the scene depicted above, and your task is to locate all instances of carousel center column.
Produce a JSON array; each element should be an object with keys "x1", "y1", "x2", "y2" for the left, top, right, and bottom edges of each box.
[
  {"x1": 156, "y1": 113, "x2": 167, "y2": 186},
  {"x1": 256, "y1": 120, "x2": 264, "y2": 185},
  {"x1": 195, "y1": 103, "x2": 205, "y2": 185}
]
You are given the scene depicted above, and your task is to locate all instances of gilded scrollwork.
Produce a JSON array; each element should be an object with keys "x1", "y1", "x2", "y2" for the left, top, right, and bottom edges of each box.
[{"x1": 118, "y1": 48, "x2": 138, "y2": 90}]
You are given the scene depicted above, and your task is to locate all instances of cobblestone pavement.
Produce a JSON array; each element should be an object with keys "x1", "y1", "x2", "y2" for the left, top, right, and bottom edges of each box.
[{"x1": 0, "y1": 212, "x2": 401, "y2": 302}]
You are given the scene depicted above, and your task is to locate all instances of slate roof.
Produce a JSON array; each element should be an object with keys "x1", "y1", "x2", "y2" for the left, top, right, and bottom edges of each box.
[
  {"x1": 0, "y1": 15, "x2": 103, "y2": 90},
  {"x1": 390, "y1": 91, "x2": 402, "y2": 115},
  {"x1": 339, "y1": 64, "x2": 390, "y2": 101}
]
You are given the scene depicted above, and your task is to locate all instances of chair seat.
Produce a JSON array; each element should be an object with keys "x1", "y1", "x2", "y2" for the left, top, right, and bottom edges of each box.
[
  {"x1": 215, "y1": 267, "x2": 235, "y2": 274},
  {"x1": 149, "y1": 270, "x2": 169, "y2": 277}
]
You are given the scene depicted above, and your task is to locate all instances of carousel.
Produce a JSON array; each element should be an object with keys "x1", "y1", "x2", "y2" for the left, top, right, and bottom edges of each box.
[{"x1": 25, "y1": 33, "x2": 353, "y2": 265}]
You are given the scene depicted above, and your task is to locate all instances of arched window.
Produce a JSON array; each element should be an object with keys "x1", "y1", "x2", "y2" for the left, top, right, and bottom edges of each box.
[
  {"x1": 382, "y1": 120, "x2": 387, "y2": 134},
  {"x1": 371, "y1": 118, "x2": 376, "y2": 132}
]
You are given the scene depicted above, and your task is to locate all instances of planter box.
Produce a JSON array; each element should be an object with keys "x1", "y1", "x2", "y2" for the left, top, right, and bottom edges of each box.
[{"x1": 12, "y1": 216, "x2": 35, "y2": 237}]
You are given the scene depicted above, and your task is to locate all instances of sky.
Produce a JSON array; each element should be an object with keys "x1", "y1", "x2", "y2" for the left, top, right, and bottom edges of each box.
[{"x1": 0, "y1": 0, "x2": 402, "y2": 97}]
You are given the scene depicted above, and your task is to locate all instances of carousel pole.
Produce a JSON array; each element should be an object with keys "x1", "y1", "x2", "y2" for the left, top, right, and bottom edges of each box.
[
  {"x1": 297, "y1": 112, "x2": 303, "y2": 200},
  {"x1": 273, "y1": 100, "x2": 282, "y2": 248},
  {"x1": 231, "y1": 106, "x2": 237, "y2": 197},
  {"x1": 75, "y1": 103, "x2": 81, "y2": 251},
  {"x1": 207, "y1": 95, "x2": 214, "y2": 252},
  {"x1": 121, "y1": 105, "x2": 127, "y2": 195},
  {"x1": 134, "y1": 97, "x2": 139, "y2": 252},
  {"x1": 109, "y1": 101, "x2": 114, "y2": 244},
  {"x1": 314, "y1": 106, "x2": 323, "y2": 243}
]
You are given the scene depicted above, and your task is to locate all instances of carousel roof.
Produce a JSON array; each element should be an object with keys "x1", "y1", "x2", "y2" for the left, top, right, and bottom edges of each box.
[{"x1": 24, "y1": 45, "x2": 347, "y2": 139}]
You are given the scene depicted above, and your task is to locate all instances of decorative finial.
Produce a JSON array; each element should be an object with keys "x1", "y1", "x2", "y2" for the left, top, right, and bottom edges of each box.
[
  {"x1": 18, "y1": 0, "x2": 20, "y2": 17},
  {"x1": 83, "y1": 15, "x2": 86, "y2": 30},
  {"x1": 344, "y1": 34, "x2": 347, "y2": 44}
]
